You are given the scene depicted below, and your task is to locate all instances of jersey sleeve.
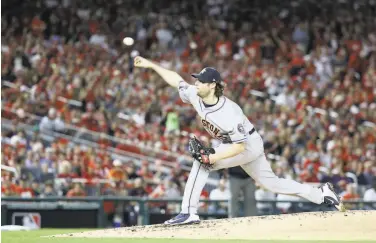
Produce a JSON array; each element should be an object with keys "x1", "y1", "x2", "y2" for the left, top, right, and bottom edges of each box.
[
  {"x1": 178, "y1": 81, "x2": 197, "y2": 104},
  {"x1": 228, "y1": 117, "x2": 247, "y2": 144}
]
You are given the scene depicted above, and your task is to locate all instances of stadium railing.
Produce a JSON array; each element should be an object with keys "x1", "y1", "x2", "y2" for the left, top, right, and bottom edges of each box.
[
  {"x1": 0, "y1": 117, "x2": 220, "y2": 189},
  {"x1": 1, "y1": 104, "x2": 286, "y2": 165}
]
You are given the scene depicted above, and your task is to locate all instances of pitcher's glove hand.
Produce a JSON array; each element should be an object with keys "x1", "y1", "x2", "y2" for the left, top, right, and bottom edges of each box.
[{"x1": 188, "y1": 137, "x2": 215, "y2": 169}]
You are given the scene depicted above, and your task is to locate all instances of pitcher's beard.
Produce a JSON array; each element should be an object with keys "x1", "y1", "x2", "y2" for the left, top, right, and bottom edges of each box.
[{"x1": 197, "y1": 91, "x2": 210, "y2": 98}]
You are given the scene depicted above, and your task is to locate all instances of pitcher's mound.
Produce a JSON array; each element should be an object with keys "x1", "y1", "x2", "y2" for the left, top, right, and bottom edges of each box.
[{"x1": 53, "y1": 210, "x2": 376, "y2": 241}]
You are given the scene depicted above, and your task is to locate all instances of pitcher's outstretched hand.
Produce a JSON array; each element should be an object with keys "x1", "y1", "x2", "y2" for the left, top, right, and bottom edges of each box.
[{"x1": 134, "y1": 56, "x2": 153, "y2": 68}]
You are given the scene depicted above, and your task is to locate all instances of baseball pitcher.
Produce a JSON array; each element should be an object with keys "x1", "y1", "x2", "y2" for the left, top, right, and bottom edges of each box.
[{"x1": 134, "y1": 56, "x2": 345, "y2": 226}]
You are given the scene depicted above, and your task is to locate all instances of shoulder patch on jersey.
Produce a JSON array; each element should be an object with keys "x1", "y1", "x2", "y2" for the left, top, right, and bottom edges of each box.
[{"x1": 237, "y1": 123, "x2": 245, "y2": 134}]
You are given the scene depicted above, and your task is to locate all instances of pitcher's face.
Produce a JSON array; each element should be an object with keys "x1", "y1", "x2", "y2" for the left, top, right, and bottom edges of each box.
[{"x1": 195, "y1": 80, "x2": 213, "y2": 98}]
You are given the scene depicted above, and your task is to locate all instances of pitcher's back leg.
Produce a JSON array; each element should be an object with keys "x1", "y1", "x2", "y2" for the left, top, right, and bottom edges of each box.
[{"x1": 241, "y1": 154, "x2": 323, "y2": 204}]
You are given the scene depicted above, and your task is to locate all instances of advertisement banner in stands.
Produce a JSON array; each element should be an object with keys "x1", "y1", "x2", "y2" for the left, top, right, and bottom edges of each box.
[{"x1": 1, "y1": 201, "x2": 100, "y2": 228}]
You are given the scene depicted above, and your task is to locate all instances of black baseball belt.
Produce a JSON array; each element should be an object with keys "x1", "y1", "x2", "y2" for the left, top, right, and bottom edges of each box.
[{"x1": 248, "y1": 127, "x2": 256, "y2": 135}]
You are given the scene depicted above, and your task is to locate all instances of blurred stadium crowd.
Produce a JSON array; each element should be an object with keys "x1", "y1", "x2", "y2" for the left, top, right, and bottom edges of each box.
[{"x1": 1, "y1": 0, "x2": 376, "y2": 221}]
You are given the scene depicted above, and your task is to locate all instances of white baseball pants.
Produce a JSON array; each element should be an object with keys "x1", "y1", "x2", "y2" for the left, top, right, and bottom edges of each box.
[{"x1": 181, "y1": 132, "x2": 323, "y2": 215}]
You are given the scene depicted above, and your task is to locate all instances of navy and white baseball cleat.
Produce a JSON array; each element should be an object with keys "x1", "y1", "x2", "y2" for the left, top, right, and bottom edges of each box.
[
  {"x1": 164, "y1": 213, "x2": 200, "y2": 226},
  {"x1": 321, "y1": 183, "x2": 346, "y2": 212}
]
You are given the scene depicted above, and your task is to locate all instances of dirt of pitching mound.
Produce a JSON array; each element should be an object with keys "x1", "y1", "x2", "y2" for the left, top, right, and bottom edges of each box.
[{"x1": 53, "y1": 210, "x2": 376, "y2": 241}]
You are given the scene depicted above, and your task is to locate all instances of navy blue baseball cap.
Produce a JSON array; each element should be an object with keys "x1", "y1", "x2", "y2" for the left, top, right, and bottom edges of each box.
[{"x1": 191, "y1": 67, "x2": 222, "y2": 83}]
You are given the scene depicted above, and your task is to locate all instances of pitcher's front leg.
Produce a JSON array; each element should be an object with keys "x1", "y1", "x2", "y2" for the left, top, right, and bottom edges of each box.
[{"x1": 164, "y1": 160, "x2": 208, "y2": 225}]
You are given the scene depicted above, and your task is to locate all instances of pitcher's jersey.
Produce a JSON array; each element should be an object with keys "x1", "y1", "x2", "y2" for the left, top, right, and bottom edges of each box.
[{"x1": 178, "y1": 81, "x2": 254, "y2": 144}]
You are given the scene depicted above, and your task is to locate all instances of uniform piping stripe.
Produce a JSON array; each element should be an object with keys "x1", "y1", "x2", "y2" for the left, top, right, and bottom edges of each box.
[
  {"x1": 232, "y1": 138, "x2": 247, "y2": 143},
  {"x1": 204, "y1": 97, "x2": 226, "y2": 120},
  {"x1": 199, "y1": 100, "x2": 203, "y2": 112}
]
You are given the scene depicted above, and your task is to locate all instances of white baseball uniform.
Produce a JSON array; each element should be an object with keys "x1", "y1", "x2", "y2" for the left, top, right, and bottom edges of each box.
[{"x1": 178, "y1": 80, "x2": 324, "y2": 215}]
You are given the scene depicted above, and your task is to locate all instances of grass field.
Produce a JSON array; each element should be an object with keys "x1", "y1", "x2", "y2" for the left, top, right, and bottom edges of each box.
[{"x1": 1, "y1": 229, "x2": 374, "y2": 243}]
